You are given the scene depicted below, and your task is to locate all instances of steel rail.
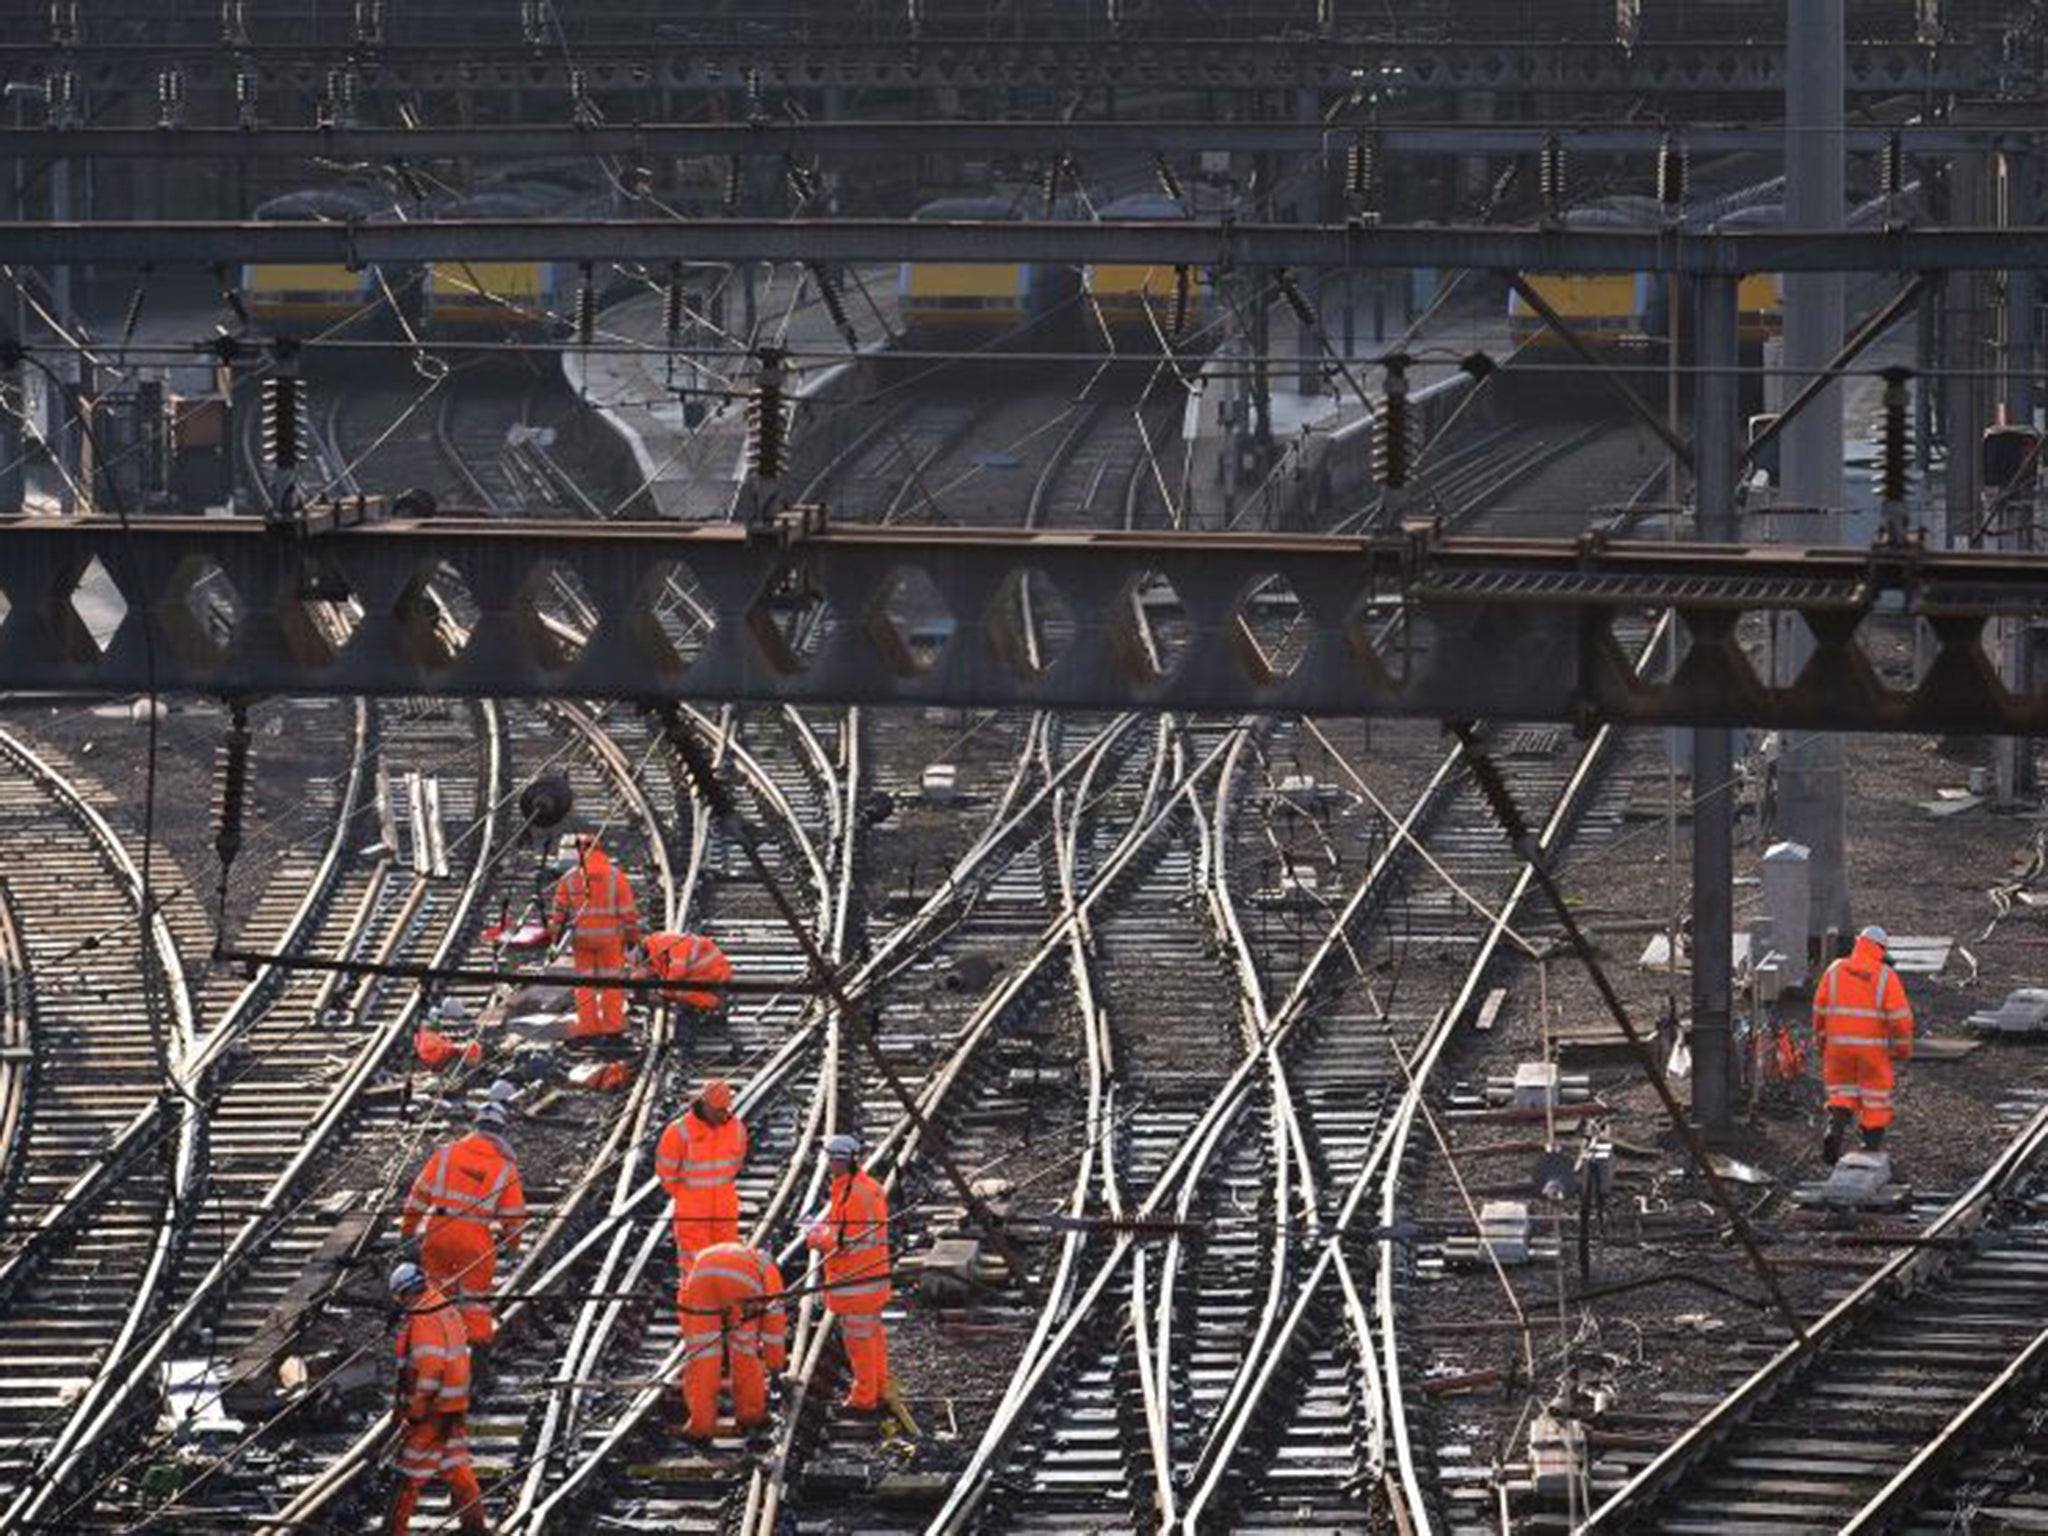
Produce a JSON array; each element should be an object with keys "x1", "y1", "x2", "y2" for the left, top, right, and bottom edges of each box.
[
  {"x1": 508, "y1": 705, "x2": 850, "y2": 1533},
  {"x1": 1839, "y1": 1314, "x2": 2048, "y2": 1533},
  {"x1": 0, "y1": 889, "x2": 25, "y2": 1214},
  {"x1": 506, "y1": 711, "x2": 1132, "y2": 1530},
  {"x1": 1582, "y1": 1100, "x2": 2048, "y2": 1530},
  {"x1": 1175, "y1": 615, "x2": 1665, "y2": 1531},
  {"x1": 0, "y1": 728, "x2": 199, "y2": 1533},
  {"x1": 263, "y1": 705, "x2": 810, "y2": 1535}
]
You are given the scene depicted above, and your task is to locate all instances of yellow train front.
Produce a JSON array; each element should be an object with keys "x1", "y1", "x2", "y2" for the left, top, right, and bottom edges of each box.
[
  {"x1": 1085, "y1": 193, "x2": 1216, "y2": 343},
  {"x1": 897, "y1": 196, "x2": 1079, "y2": 340},
  {"x1": 241, "y1": 189, "x2": 417, "y2": 336},
  {"x1": 422, "y1": 189, "x2": 578, "y2": 334}
]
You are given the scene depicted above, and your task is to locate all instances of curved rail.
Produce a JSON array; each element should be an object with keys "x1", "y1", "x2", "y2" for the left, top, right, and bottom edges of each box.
[{"x1": 0, "y1": 728, "x2": 200, "y2": 1532}]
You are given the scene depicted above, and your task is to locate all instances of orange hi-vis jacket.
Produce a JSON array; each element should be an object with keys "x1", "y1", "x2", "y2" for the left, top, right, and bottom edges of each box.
[
  {"x1": 550, "y1": 845, "x2": 642, "y2": 948},
  {"x1": 809, "y1": 1170, "x2": 891, "y2": 1313},
  {"x1": 400, "y1": 1130, "x2": 527, "y2": 1250},
  {"x1": 1814, "y1": 933, "x2": 1916, "y2": 1130},
  {"x1": 679, "y1": 1243, "x2": 789, "y2": 1368},
  {"x1": 394, "y1": 1287, "x2": 472, "y2": 1419},
  {"x1": 656, "y1": 1108, "x2": 748, "y2": 1259},
  {"x1": 644, "y1": 931, "x2": 734, "y2": 1011}
]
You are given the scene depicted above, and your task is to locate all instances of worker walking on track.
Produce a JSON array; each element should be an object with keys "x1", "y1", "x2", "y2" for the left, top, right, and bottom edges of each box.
[
  {"x1": 676, "y1": 1241, "x2": 788, "y2": 1440},
  {"x1": 1815, "y1": 924, "x2": 1916, "y2": 1162},
  {"x1": 400, "y1": 1099, "x2": 526, "y2": 1355},
  {"x1": 804, "y1": 1133, "x2": 893, "y2": 1413},
  {"x1": 387, "y1": 1262, "x2": 487, "y2": 1536},
  {"x1": 640, "y1": 929, "x2": 734, "y2": 1024},
  {"x1": 655, "y1": 1078, "x2": 748, "y2": 1277},
  {"x1": 548, "y1": 831, "x2": 641, "y2": 1040}
]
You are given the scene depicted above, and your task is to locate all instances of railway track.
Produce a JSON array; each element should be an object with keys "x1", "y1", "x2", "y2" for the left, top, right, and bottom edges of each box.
[
  {"x1": 1583, "y1": 1094, "x2": 2048, "y2": 1534},
  {"x1": 10, "y1": 340, "x2": 1671, "y2": 1533},
  {"x1": 0, "y1": 727, "x2": 206, "y2": 1526}
]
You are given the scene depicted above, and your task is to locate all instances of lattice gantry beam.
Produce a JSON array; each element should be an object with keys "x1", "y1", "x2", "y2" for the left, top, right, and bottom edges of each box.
[
  {"x1": 15, "y1": 39, "x2": 1982, "y2": 96},
  {"x1": 8, "y1": 516, "x2": 2048, "y2": 733}
]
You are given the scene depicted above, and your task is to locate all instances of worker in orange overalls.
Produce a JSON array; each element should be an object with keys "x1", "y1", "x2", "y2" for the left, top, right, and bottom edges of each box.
[
  {"x1": 640, "y1": 930, "x2": 734, "y2": 1023},
  {"x1": 387, "y1": 1261, "x2": 487, "y2": 1536},
  {"x1": 805, "y1": 1133, "x2": 892, "y2": 1412},
  {"x1": 1815, "y1": 924, "x2": 1916, "y2": 1163},
  {"x1": 676, "y1": 1241, "x2": 788, "y2": 1440},
  {"x1": 547, "y1": 831, "x2": 641, "y2": 1040},
  {"x1": 400, "y1": 1099, "x2": 526, "y2": 1353},
  {"x1": 654, "y1": 1078, "x2": 748, "y2": 1279}
]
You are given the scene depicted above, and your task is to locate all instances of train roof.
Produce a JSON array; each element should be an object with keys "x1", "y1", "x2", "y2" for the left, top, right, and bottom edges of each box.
[
  {"x1": 254, "y1": 187, "x2": 400, "y2": 222},
  {"x1": 912, "y1": 196, "x2": 1022, "y2": 221},
  {"x1": 1095, "y1": 193, "x2": 1194, "y2": 220}
]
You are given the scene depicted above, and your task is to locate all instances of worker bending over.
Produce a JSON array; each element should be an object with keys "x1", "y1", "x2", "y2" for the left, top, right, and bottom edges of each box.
[
  {"x1": 655, "y1": 1077, "x2": 748, "y2": 1279},
  {"x1": 805, "y1": 1133, "x2": 892, "y2": 1413},
  {"x1": 548, "y1": 831, "x2": 641, "y2": 1040},
  {"x1": 387, "y1": 1262, "x2": 487, "y2": 1536},
  {"x1": 676, "y1": 1241, "x2": 788, "y2": 1440},
  {"x1": 401, "y1": 1098, "x2": 526, "y2": 1355},
  {"x1": 641, "y1": 929, "x2": 734, "y2": 1025},
  {"x1": 1815, "y1": 924, "x2": 1916, "y2": 1163}
]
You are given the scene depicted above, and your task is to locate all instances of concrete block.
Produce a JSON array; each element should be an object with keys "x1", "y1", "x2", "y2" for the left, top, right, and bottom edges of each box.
[
  {"x1": 1529, "y1": 1413, "x2": 1587, "y2": 1500},
  {"x1": 1512, "y1": 1061, "x2": 1560, "y2": 1108},
  {"x1": 1966, "y1": 988, "x2": 2048, "y2": 1034},
  {"x1": 920, "y1": 763, "x2": 959, "y2": 803},
  {"x1": 1797, "y1": 1149, "x2": 1901, "y2": 1209},
  {"x1": 917, "y1": 1237, "x2": 985, "y2": 1305},
  {"x1": 1478, "y1": 1201, "x2": 1532, "y2": 1266}
]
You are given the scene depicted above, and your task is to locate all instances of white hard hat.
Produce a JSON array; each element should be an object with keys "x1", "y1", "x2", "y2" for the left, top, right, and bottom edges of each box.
[
  {"x1": 388, "y1": 1261, "x2": 426, "y2": 1296},
  {"x1": 487, "y1": 1077, "x2": 519, "y2": 1104},
  {"x1": 1859, "y1": 925, "x2": 1889, "y2": 947},
  {"x1": 826, "y1": 1133, "x2": 861, "y2": 1160}
]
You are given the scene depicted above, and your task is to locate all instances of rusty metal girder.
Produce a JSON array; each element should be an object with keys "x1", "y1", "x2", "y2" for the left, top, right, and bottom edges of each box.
[{"x1": 3, "y1": 515, "x2": 2046, "y2": 733}]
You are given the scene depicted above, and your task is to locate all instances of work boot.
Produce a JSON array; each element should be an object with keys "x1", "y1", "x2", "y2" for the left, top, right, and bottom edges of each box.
[
  {"x1": 1861, "y1": 1124, "x2": 1887, "y2": 1153},
  {"x1": 1821, "y1": 1111, "x2": 1849, "y2": 1165}
]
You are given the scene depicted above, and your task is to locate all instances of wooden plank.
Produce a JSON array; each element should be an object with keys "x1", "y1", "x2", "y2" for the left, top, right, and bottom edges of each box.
[
  {"x1": 1472, "y1": 987, "x2": 1508, "y2": 1034},
  {"x1": 221, "y1": 1209, "x2": 373, "y2": 1417}
]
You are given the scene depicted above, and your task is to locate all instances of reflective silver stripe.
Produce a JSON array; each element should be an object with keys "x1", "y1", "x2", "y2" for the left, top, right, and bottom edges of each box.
[
  {"x1": 1827, "y1": 1034, "x2": 1892, "y2": 1047},
  {"x1": 407, "y1": 1343, "x2": 462, "y2": 1361},
  {"x1": 1825, "y1": 1005, "x2": 1886, "y2": 1019}
]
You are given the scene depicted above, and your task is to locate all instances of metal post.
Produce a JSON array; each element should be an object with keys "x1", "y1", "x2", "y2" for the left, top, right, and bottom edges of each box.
[
  {"x1": 0, "y1": 345, "x2": 21, "y2": 514},
  {"x1": 1998, "y1": 150, "x2": 2036, "y2": 798},
  {"x1": 1692, "y1": 274, "x2": 1740, "y2": 1135},
  {"x1": 1296, "y1": 87, "x2": 1321, "y2": 397},
  {"x1": 1778, "y1": 0, "x2": 1849, "y2": 935}
]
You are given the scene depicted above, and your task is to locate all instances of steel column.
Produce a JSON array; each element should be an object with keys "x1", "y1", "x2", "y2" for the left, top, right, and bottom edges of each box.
[
  {"x1": 1779, "y1": 0, "x2": 1849, "y2": 935},
  {"x1": 1690, "y1": 274, "x2": 1740, "y2": 1135}
]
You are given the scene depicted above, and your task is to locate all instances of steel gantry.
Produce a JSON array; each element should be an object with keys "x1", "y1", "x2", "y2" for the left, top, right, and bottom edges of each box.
[
  {"x1": 5, "y1": 217, "x2": 2048, "y2": 271},
  {"x1": 11, "y1": 38, "x2": 1984, "y2": 98},
  {"x1": 3, "y1": 515, "x2": 2046, "y2": 735}
]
